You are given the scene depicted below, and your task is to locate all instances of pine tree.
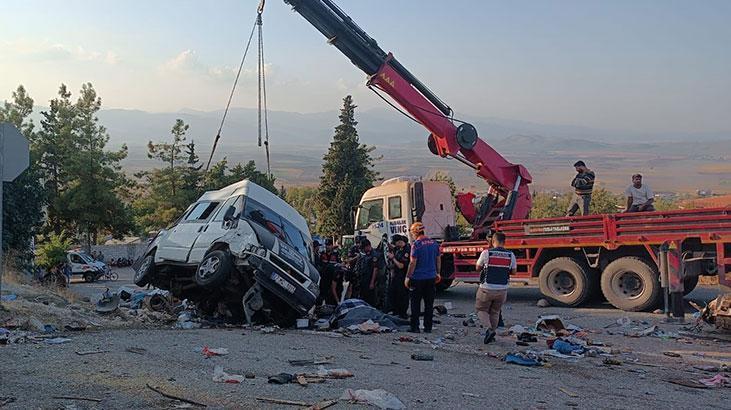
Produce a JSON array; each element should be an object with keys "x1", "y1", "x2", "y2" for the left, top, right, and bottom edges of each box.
[
  {"x1": 62, "y1": 83, "x2": 132, "y2": 249},
  {"x1": 316, "y1": 95, "x2": 377, "y2": 237}
]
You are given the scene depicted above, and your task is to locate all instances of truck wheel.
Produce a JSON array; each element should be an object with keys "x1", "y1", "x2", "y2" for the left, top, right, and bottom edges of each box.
[
  {"x1": 83, "y1": 273, "x2": 95, "y2": 283},
  {"x1": 436, "y1": 278, "x2": 454, "y2": 292},
  {"x1": 601, "y1": 257, "x2": 660, "y2": 311},
  {"x1": 134, "y1": 254, "x2": 155, "y2": 287},
  {"x1": 683, "y1": 275, "x2": 699, "y2": 296},
  {"x1": 538, "y1": 257, "x2": 594, "y2": 307},
  {"x1": 195, "y1": 250, "x2": 232, "y2": 289}
]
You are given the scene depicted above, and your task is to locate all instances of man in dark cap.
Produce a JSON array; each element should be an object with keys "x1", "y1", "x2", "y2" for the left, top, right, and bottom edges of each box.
[
  {"x1": 386, "y1": 234, "x2": 410, "y2": 318},
  {"x1": 355, "y1": 238, "x2": 383, "y2": 306}
]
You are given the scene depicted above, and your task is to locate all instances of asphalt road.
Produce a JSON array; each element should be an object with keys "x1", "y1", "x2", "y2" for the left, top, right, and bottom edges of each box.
[{"x1": 2, "y1": 273, "x2": 728, "y2": 409}]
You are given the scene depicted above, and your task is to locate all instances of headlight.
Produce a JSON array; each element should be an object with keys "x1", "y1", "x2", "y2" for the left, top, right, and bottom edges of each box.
[{"x1": 245, "y1": 244, "x2": 268, "y2": 258}]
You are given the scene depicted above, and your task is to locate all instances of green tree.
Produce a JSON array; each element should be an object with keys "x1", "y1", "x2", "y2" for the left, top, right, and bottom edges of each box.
[
  {"x1": 0, "y1": 85, "x2": 46, "y2": 261},
  {"x1": 530, "y1": 186, "x2": 622, "y2": 219},
  {"x1": 316, "y1": 95, "x2": 378, "y2": 237},
  {"x1": 35, "y1": 84, "x2": 76, "y2": 234},
  {"x1": 285, "y1": 186, "x2": 319, "y2": 231},
  {"x1": 61, "y1": 83, "x2": 133, "y2": 249},
  {"x1": 35, "y1": 233, "x2": 73, "y2": 269},
  {"x1": 147, "y1": 119, "x2": 188, "y2": 197},
  {"x1": 590, "y1": 186, "x2": 622, "y2": 214}
]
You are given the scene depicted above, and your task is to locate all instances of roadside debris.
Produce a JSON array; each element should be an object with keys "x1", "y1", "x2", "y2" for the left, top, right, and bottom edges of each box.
[
  {"x1": 146, "y1": 383, "x2": 206, "y2": 407},
  {"x1": 505, "y1": 352, "x2": 543, "y2": 367},
  {"x1": 52, "y1": 395, "x2": 102, "y2": 403},
  {"x1": 698, "y1": 374, "x2": 731, "y2": 388},
  {"x1": 340, "y1": 389, "x2": 405, "y2": 409},
  {"x1": 536, "y1": 298, "x2": 551, "y2": 308},
  {"x1": 411, "y1": 353, "x2": 434, "y2": 361},
  {"x1": 288, "y1": 357, "x2": 334, "y2": 366},
  {"x1": 268, "y1": 373, "x2": 294, "y2": 384},
  {"x1": 75, "y1": 349, "x2": 109, "y2": 356},
  {"x1": 213, "y1": 366, "x2": 247, "y2": 383},
  {"x1": 662, "y1": 351, "x2": 681, "y2": 358},
  {"x1": 201, "y1": 346, "x2": 229, "y2": 358},
  {"x1": 602, "y1": 358, "x2": 622, "y2": 366},
  {"x1": 256, "y1": 397, "x2": 309, "y2": 406},
  {"x1": 45, "y1": 337, "x2": 71, "y2": 345},
  {"x1": 126, "y1": 346, "x2": 147, "y2": 355},
  {"x1": 316, "y1": 366, "x2": 354, "y2": 379},
  {"x1": 695, "y1": 294, "x2": 731, "y2": 332},
  {"x1": 536, "y1": 315, "x2": 566, "y2": 333}
]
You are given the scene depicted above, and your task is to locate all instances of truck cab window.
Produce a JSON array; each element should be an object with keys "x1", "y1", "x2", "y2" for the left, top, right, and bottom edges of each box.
[
  {"x1": 388, "y1": 196, "x2": 402, "y2": 219},
  {"x1": 357, "y1": 198, "x2": 384, "y2": 229}
]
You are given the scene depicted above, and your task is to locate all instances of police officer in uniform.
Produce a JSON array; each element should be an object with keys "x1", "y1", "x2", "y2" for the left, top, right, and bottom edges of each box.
[{"x1": 474, "y1": 232, "x2": 516, "y2": 344}]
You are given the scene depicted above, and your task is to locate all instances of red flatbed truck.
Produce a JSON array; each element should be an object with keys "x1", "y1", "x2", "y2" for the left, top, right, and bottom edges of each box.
[{"x1": 442, "y1": 207, "x2": 731, "y2": 311}]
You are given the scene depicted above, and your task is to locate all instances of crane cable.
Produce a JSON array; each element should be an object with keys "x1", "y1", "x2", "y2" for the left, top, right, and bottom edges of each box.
[
  {"x1": 257, "y1": 7, "x2": 272, "y2": 179},
  {"x1": 205, "y1": 10, "x2": 259, "y2": 172}
]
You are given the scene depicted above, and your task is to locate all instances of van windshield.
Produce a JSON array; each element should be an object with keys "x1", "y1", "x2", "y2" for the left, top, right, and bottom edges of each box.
[{"x1": 243, "y1": 198, "x2": 312, "y2": 260}]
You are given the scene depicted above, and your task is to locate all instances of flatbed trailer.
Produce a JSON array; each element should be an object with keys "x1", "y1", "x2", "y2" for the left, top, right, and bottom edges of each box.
[{"x1": 441, "y1": 207, "x2": 731, "y2": 311}]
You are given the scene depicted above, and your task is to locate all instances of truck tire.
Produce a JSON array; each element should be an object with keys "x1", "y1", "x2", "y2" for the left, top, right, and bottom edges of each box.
[
  {"x1": 195, "y1": 250, "x2": 232, "y2": 289},
  {"x1": 134, "y1": 254, "x2": 155, "y2": 287},
  {"x1": 83, "y1": 272, "x2": 95, "y2": 283},
  {"x1": 600, "y1": 257, "x2": 660, "y2": 311},
  {"x1": 538, "y1": 257, "x2": 595, "y2": 307},
  {"x1": 436, "y1": 278, "x2": 454, "y2": 292},
  {"x1": 683, "y1": 275, "x2": 699, "y2": 296}
]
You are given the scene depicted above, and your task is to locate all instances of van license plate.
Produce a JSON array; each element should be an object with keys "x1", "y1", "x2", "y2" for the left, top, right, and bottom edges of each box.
[{"x1": 271, "y1": 272, "x2": 296, "y2": 294}]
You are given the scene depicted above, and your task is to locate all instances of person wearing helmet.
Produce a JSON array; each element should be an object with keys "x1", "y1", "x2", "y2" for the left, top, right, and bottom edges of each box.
[{"x1": 405, "y1": 222, "x2": 441, "y2": 333}]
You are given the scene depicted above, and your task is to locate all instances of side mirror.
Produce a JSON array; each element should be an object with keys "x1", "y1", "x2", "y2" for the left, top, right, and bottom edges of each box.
[{"x1": 223, "y1": 206, "x2": 236, "y2": 222}]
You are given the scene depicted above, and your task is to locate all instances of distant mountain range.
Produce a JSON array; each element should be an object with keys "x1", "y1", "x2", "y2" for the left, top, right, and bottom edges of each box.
[{"x1": 25, "y1": 106, "x2": 731, "y2": 193}]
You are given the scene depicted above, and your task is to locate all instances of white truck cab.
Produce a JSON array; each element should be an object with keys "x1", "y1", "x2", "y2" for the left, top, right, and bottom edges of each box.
[{"x1": 354, "y1": 176, "x2": 456, "y2": 245}]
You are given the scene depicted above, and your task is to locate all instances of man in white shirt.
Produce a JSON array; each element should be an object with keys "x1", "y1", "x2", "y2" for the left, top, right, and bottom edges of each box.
[
  {"x1": 474, "y1": 232, "x2": 517, "y2": 344},
  {"x1": 624, "y1": 174, "x2": 655, "y2": 212}
]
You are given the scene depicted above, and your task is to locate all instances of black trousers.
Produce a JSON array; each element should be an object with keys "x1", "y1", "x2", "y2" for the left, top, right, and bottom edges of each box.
[
  {"x1": 387, "y1": 271, "x2": 409, "y2": 318},
  {"x1": 409, "y1": 278, "x2": 435, "y2": 331}
]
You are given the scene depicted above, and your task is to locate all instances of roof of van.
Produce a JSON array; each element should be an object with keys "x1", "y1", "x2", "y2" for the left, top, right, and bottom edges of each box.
[{"x1": 198, "y1": 180, "x2": 310, "y2": 237}]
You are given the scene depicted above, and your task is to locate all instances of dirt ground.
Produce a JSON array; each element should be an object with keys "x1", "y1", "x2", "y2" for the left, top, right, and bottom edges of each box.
[{"x1": 1, "y1": 268, "x2": 729, "y2": 409}]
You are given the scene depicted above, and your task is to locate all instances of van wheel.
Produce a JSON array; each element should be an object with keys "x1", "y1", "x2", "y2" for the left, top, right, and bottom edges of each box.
[
  {"x1": 83, "y1": 273, "x2": 95, "y2": 283},
  {"x1": 601, "y1": 257, "x2": 661, "y2": 311},
  {"x1": 195, "y1": 250, "x2": 232, "y2": 289},
  {"x1": 538, "y1": 257, "x2": 595, "y2": 307},
  {"x1": 134, "y1": 254, "x2": 155, "y2": 287}
]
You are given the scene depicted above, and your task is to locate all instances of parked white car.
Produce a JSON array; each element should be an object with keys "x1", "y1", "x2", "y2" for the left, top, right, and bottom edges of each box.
[{"x1": 133, "y1": 180, "x2": 320, "y2": 325}]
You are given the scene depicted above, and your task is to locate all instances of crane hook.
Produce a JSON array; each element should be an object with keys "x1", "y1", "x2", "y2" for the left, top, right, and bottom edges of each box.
[{"x1": 257, "y1": 0, "x2": 265, "y2": 14}]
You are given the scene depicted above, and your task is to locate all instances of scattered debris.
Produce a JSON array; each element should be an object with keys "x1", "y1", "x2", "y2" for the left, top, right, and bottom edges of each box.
[
  {"x1": 559, "y1": 387, "x2": 579, "y2": 398},
  {"x1": 316, "y1": 366, "x2": 354, "y2": 379},
  {"x1": 696, "y1": 294, "x2": 731, "y2": 332},
  {"x1": 256, "y1": 397, "x2": 309, "y2": 407},
  {"x1": 536, "y1": 298, "x2": 551, "y2": 308},
  {"x1": 64, "y1": 322, "x2": 87, "y2": 332},
  {"x1": 505, "y1": 352, "x2": 542, "y2": 367},
  {"x1": 433, "y1": 305, "x2": 448, "y2": 315},
  {"x1": 699, "y1": 374, "x2": 731, "y2": 388},
  {"x1": 75, "y1": 350, "x2": 109, "y2": 356},
  {"x1": 411, "y1": 353, "x2": 434, "y2": 361},
  {"x1": 0, "y1": 294, "x2": 17, "y2": 302},
  {"x1": 45, "y1": 337, "x2": 71, "y2": 345},
  {"x1": 201, "y1": 347, "x2": 229, "y2": 358},
  {"x1": 461, "y1": 392, "x2": 480, "y2": 398},
  {"x1": 553, "y1": 339, "x2": 585, "y2": 355},
  {"x1": 268, "y1": 373, "x2": 295, "y2": 384},
  {"x1": 288, "y1": 357, "x2": 334, "y2": 366},
  {"x1": 146, "y1": 383, "x2": 206, "y2": 407},
  {"x1": 95, "y1": 290, "x2": 120, "y2": 313},
  {"x1": 296, "y1": 318, "x2": 310, "y2": 329},
  {"x1": 663, "y1": 351, "x2": 681, "y2": 358},
  {"x1": 602, "y1": 358, "x2": 622, "y2": 366},
  {"x1": 52, "y1": 396, "x2": 102, "y2": 403},
  {"x1": 126, "y1": 347, "x2": 147, "y2": 355},
  {"x1": 0, "y1": 397, "x2": 16, "y2": 407},
  {"x1": 666, "y1": 377, "x2": 709, "y2": 389},
  {"x1": 213, "y1": 366, "x2": 247, "y2": 383},
  {"x1": 306, "y1": 399, "x2": 338, "y2": 410},
  {"x1": 340, "y1": 389, "x2": 405, "y2": 409},
  {"x1": 536, "y1": 315, "x2": 566, "y2": 333}
]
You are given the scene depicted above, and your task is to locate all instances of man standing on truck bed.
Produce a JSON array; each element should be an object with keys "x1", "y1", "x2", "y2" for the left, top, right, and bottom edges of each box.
[
  {"x1": 567, "y1": 160, "x2": 595, "y2": 216},
  {"x1": 624, "y1": 174, "x2": 655, "y2": 212},
  {"x1": 405, "y1": 222, "x2": 440, "y2": 333},
  {"x1": 475, "y1": 232, "x2": 516, "y2": 344}
]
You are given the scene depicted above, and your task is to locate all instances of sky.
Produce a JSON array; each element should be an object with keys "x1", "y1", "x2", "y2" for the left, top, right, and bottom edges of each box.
[{"x1": 1, "y1": 0, "x2": 730, "y2": 134}]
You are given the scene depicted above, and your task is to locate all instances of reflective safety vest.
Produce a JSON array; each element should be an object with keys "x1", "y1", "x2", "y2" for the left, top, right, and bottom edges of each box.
[{"x1": 480, "y1": 247, "x2": 513, "y2": 286}]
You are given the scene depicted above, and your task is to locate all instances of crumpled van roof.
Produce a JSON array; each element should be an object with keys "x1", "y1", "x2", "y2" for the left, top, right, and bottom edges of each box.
[{"x1": 198, "y1": 180, "x2": 310, "y2": 237}]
